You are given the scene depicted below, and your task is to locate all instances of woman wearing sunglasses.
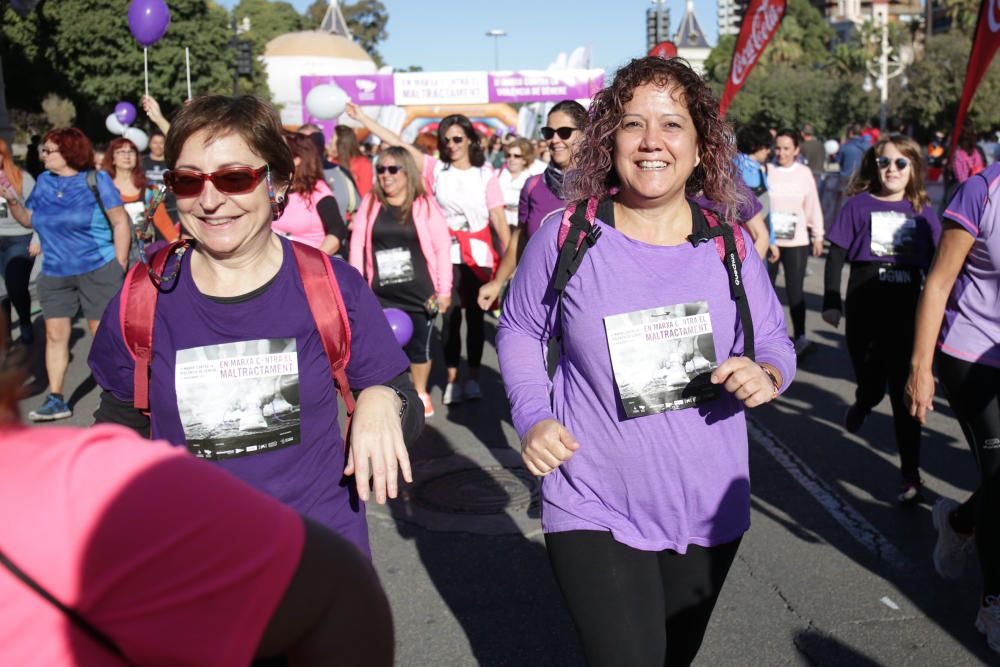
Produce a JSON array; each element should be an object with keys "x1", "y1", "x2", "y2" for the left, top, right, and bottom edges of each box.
[
  {"x1": 478, "y1": 101, "x2": 587, "y2": 310},
  {"x1": 346, "y1": 102, "x2": 509, "y2": 406},
  {"x1": 0, "y1": 128, "x2": 131, "y2": 422},
  {"x1": 822, "y1": 136, "x2": 940, "y2": 504},
  {"x1": 101, "y1": 137, "x2": 178, "y2": 261},
  {"x1": 498, "y1": 137, "x2": 537, "y2": 229},
  {"x1": 88, "y1": 95, "x2": 423, "y2": 559},
  {"x1": 350, "y1": 147, "x2": 452, "y2": 417},
  {"x1": 271, "y1": 133, "x2": 347, "y2": 256}
]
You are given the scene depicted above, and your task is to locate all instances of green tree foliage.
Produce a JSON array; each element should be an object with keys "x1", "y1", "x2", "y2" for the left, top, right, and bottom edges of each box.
[
  {"x1": 234, "y1": 0, "x2": 305, "y2": 55},
  {"x1": 894, "y1": 31, "x2": 1000, "y2": 135},
  {"x1": 1, "y1": 0, "x2": 234, "y2": 137},
  {"x1": 303, "y1": 0, "x2": 388, "y2": 66}
]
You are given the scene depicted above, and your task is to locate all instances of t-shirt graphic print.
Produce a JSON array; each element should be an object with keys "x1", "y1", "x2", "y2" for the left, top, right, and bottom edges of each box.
[
  {"x1": 175, "y1": 338, "x2": 301, "y2": 460},
  {"x1": 870, "y1": 211, "x2": 917, "y2": 258},
  {"x1": 604, "y1": 300, "x2": 719, "y2": 418},
  {"x1": 375, "y1": 247, "x2": 415, "y2": 286}
]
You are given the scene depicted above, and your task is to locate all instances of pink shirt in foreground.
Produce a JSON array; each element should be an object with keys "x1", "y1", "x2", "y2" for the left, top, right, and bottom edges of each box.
[{"x1": 0, "y1": 424, "x2": 303, "y2": 666}]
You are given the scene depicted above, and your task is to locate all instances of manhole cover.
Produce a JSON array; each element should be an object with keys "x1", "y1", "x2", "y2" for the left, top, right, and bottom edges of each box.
[{"x1": 412, "y1": 466, "x2": 538, "y2": 515}]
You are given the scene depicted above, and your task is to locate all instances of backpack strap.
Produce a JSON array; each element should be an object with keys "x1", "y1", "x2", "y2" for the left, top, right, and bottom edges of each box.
[
  {"x1": 121, "y1": 240, "x2": 188, "y2": 411},
  {"x1": 290, "y1": 242, "x2": 355, "y2": 437},
  {"x1": 694, "y1": 204, "x2": 755, "y2": 361},
  {"x1": 525, "y1": 174, "x2": 543, "y2": 197},
  {"x1": 553, "y1": 196, "x2": 604, "y2": 293},
  {"x1": 86, "y1": 170, "x2": 112, "y2": 229}
]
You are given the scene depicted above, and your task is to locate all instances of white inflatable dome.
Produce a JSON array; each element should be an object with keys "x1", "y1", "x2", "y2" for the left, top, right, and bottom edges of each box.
[{"x1": 263, "y1": 31, "x2": 377, "y2": 127}]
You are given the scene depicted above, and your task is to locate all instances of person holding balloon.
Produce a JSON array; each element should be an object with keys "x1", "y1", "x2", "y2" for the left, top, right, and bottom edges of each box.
[
  {"x1": 101, "y1": 136, "x2": 178, "y2": 255},
  {"x1": 350, "y1": 146, "x2": 453, "y2": 418},
  {"x1": 346, "y1": 101, "x2": 509, "y2": 406},
  {"x1": 0, "y1": 128, "x2": 131, "y2": 422}
]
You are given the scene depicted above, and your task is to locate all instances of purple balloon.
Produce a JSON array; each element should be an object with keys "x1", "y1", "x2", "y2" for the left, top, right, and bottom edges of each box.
[
  {"x1": 128, "y1": 0, "x2": 170, "y2": 47},
  {"x1": 114, "y1": 102, "x2": 137, "y2": 126},
  {"x1": 383, "y1": 308, "x2": 413, "y2": 347}
]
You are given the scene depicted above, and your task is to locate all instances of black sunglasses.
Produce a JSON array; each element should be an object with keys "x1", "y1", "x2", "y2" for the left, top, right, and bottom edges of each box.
[
  {"x1": 541, "y1": 126, "x2": 576, "y2": 141},
  {"x1": 442, "y1": 136, "x2": 465, "y2": 145},
  {"x1": 376, "y1": 165, "x2": 402, "y2": 175},
  {"x1": 877, "y1": 157, "x2": 909, "y2": 171}
]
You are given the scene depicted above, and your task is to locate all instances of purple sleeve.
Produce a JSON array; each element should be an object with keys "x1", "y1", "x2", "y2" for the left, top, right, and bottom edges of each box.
[
  {"x1": 736, "y1": 227, "x2": 797, "y2": 392},
  {"x1": 517, "y1": 176, "x2": 534, "y2": 227},
  {"x1": 496, "y1": 219, "x2": 562, "y2": 437},
  {"x1": 825, "y1": 195, "x2": 858, "y2": 250},
  {"x1": 943, "y1": 172, "x2": 989, "y2": 237},
  {"x1": 923, "y1": 205, "x2": 942, "y2": 245},
  {"x1": 88, "y1": 289, "x2": 136, "y2": 403},
  {"x1": 737, "y1": 181, "x2": 762, "y2": 221},
  {"x1": 332, "y1": 259, "x2": 410, "y2": 388}
]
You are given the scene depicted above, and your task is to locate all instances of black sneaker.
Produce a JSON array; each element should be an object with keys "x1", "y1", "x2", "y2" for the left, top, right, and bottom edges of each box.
[{"x1": 844, "y1": 402, "x2": 869, "y2": 434}]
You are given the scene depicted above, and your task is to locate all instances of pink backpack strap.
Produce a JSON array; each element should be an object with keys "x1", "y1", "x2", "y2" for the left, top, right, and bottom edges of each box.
[
  {"x1": 290, "y1": 242, "x2": 355, "y2": 439},
  {"x1": 525, "y1": 174, "x2": 543, "y2": 197},
  {"x1": 703, "y1": 207, "x2": 747, "y2": 262}
]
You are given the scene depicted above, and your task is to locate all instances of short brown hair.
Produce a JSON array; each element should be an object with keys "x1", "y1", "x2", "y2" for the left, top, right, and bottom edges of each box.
[
  {"x1": 44, "y1": 128, "x2": 94, "y2": 172},
  {"x1": 165, "y1": 95, "x2": 295, "y2": 189},
  {"x1": 506, "y1": 138, "x2": 535, "y2": 164},
  {"x1": 847, "y1": 135, "x2": 930, "y2": 213},
  {"x1": 569, "y1": 57, "x2": 745, "y2": 222}
]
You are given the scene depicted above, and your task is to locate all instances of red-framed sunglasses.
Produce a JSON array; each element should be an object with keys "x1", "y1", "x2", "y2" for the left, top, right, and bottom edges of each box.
[{"x1": 164, "y1": 165, "x2": 269, "y2": 197}]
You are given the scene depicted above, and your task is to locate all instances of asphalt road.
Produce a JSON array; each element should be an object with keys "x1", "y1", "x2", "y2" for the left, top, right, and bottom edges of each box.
[{"x1": 13, "y1": 253, "x2": 994, "y2": 666}]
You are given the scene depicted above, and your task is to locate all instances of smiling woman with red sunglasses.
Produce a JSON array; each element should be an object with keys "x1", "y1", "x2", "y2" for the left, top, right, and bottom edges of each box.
[{"x1": 87, "y1": 95, "x2": 424, "y2": 560}]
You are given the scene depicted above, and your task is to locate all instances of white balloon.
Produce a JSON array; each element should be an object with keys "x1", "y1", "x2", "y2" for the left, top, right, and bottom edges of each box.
[
  {"x1": 824, "y1": 139, "x2": 840, "y2": 156},
  {"x1": 123, "y1": 127, "x2": 149, "y2": 152},
  {"x1": 105, "y1": 113, "x2": 126, "y2": 136},
  {"x1": 305, "y1": 84, "x2": 348, "y2": 120}
]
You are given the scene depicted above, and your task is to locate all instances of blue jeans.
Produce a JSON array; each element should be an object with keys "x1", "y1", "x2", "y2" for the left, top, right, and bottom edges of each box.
[{"x1": 0, "y1": 234, "x2": 34, "y2": 329}]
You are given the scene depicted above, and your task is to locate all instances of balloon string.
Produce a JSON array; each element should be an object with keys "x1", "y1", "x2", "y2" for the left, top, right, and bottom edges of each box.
[
  {"x1": 185, "y1": 47, "x2": 192, "y2": 100},
  {"x1": 144, "y1": 47, "x2": 149, "y2": 99}
]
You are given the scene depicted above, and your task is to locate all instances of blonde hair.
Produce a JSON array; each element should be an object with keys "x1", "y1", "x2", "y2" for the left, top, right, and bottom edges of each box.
[{"x1": 369, "y1": 146, "x2": 427, "y2": 223}]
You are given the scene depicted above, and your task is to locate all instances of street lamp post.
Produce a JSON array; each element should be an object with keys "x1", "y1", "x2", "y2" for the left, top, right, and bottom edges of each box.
[
  {"x1": 863, "y1": 21, "x2": 905, "y2": 132},
  {"x1": 485, "y1": 28, "x2": 506, "y2": 71}
]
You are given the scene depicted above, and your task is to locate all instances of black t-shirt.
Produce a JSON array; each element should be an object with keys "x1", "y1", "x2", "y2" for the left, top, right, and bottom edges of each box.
[
  {"x1": 370, "y1": 204, "x2": 434, "y2": 312},
  {"x1": 143, "y1": 154, "x2": 179, "y2": 223}
]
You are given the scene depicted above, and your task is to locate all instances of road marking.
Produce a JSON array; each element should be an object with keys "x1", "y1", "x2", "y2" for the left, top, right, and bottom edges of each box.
[
  {"x1": 880, "y1": 596, "x2": 900, "y2": 610},
  {"x1": 748, "y1": 418, "x2": 910, "y2": 571}
]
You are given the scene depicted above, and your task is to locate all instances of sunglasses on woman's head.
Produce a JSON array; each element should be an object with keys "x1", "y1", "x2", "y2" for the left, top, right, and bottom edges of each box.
[
  {"x1": 540, "y1": 126, "x2": 576, "y2": 141},
  {"x1": 442, "y1": 136, "x2": 465, "y2": 145},
  {"x1": 376, "y1": 165, "x2": 402, "y2": 175},
  {"x1": 877, "y1": 157, "x2": 909, "y2": 171},
  {"x1": 164, "y1": 165, "x2": 269, "y2": 197}
]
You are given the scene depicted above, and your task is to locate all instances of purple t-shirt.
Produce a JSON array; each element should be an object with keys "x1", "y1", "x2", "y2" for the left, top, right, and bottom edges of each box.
[
  {"x1": 518, "y1": 175, "x2": 565, "y2": 239},
  {"x1": 497, "y1": 207, "x2": 795, "y2": 553},
  {"x1": 826, "y1": 192, "x2": 941, "y2": 267},
  {"x1": 940, "y1": 163, "x2": 1000, "y2": 368},
  {"x1": 88, "y1": 236, "x2": 409, "y2": 555}
]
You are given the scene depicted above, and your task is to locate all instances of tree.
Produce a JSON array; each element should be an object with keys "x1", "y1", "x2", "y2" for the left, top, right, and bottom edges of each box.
[
  {"x1": 1, "y1": 0, "x2": 235, "y2": 137},
  {"x1": 234, "y1": 0, "x2": 305, "y2": 55},
  {"x1": 894, "y1": 31, "x2": 1000, "y2": 137},
  {"x1": 303, "y1": 0, "x2": 388, "y2": 66}
]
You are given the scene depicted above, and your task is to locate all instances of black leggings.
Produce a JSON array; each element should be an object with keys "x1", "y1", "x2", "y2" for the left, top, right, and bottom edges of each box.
[
  {"x1": 845, "y1": 266, "x2": 922, "y2": 484},
  {"x1": 545, "y1": 530, "x2": 742, "y2": 667},
  {"x1": 937, "y1": 353, "x2": 1000, "y2": 595},
  {"x1": 0, "y1": 235, "x2": 35, "y2": 332},
  {"x1": 443, "y1": 264, "x2": 485, "y2": 370},
  {"x1": 776, "y1": 244, "x2": 809, "y2": 338}
]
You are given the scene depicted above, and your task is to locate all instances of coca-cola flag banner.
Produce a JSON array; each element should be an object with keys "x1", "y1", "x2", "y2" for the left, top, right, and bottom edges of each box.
[
  {"x1": 950, "y1": 0, "x2": 1000, "y2": 158},
  {"x1": 719, "y1": 0, "x2": 786, "y2": 117}
]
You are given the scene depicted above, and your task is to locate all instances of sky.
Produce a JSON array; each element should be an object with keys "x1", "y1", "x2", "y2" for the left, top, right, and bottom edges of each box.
[{"x1": 219, "y1": 0, "x2": 720, "y2": 75}]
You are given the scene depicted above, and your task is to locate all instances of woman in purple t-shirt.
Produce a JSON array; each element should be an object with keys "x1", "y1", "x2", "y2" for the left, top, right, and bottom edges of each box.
[
  {"x1": 498, "y1": 57, "x2": 796, "y2": 665},
  {"x1": 477, "y1": 100, "x2": 588, "y2": 310},
  {"x1": 906, "y1": 162, "x2": 1000, "y2": 654},
  {"x1": 822, "y1": 136, "x2": 940, "y2": 504}
]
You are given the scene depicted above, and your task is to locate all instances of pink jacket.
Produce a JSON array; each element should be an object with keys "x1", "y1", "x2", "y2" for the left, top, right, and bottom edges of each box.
[{"x1": 349, "y1": 193, "x2": 453, "y2": 297}]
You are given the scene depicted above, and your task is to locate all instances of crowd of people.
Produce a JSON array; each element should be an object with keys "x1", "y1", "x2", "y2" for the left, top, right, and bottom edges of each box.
[{"x1": 0, "y1": 53, "x2": 998, "y2": 664}]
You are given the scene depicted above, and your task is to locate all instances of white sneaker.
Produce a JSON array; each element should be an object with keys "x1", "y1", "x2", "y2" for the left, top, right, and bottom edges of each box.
[
  {"x1": 464, "y1": 379, "x2": 482, "y2": 400},
  {"x1": 792, "y1": 335, "x2": 812, "y2": 356},
  {"x1": 932, "y1": 497, "x2": 972, "y2": 581},
  {"x1": 443, "y1": 382, "x2": 462, "y2": 405},
  {"x1": 976, "y1": 595, "x2": 1000, "y2": 654}
]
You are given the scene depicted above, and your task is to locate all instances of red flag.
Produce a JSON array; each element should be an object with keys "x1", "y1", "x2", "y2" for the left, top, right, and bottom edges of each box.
[
  {"x1": 649, "y1": 41, "x2": 678, "y2": 59},
  {"x1": 950, "y1": 0, "x2": 1000, "y2": 158},
  {"x1": 719, "y1": 0, "x2": 786, "y2": 117}
]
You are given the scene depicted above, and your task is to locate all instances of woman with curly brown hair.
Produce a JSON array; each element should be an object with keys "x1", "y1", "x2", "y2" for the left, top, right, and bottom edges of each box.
[{"x1": 496, "y1": 57, "x2": 796, "y2": 666}]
